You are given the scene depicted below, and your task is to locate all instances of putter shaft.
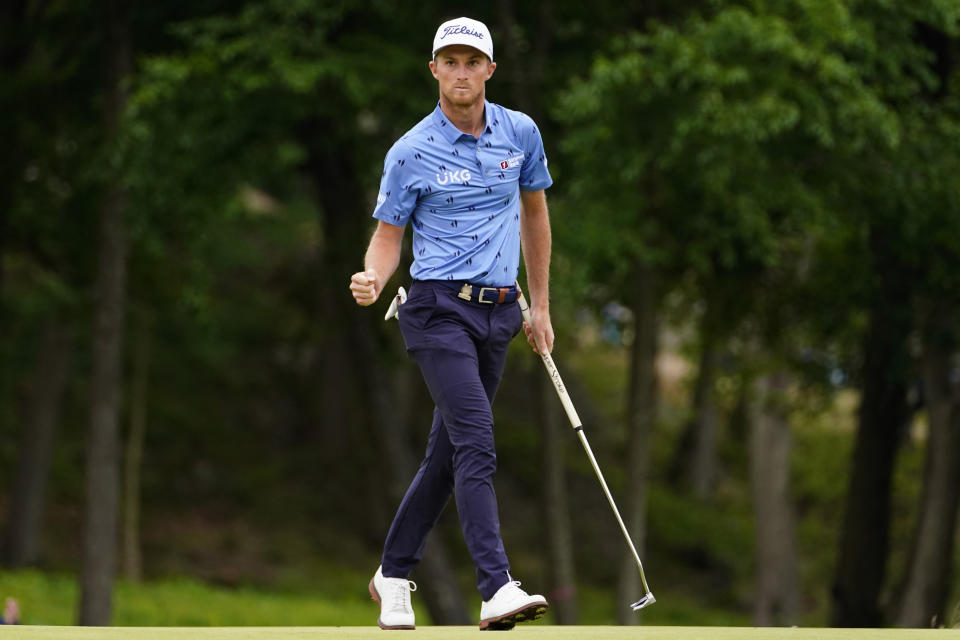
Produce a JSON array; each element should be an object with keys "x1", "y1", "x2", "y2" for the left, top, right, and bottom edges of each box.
[{"x1": 516, "y1": 285, "x2": 654, "y2": 609}]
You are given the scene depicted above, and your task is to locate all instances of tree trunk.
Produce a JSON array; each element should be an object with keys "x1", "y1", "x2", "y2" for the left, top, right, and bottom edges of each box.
[
  {"x1": 80, "y1": 165, "x2": 128, "y2": 627},
  {"x1": 749, "y1": 370, "x2": 799, "y2": 626},
  {"x1": 302, "y1": 114, "x2": 368, "y2": 456},
  {"x1": 689, "y1": 344, "x2": 720, "y2": 499},
  {"x1": 830, "y1": 279, "x2": 911, "y2": 627},
  {"x1": 122, "y1": 311, "x2": 151, "y2": 583},
  {"x1": 79, "y1": 0, "x2": 131, "y2": 625},
  {"x1": 895, "y1": 332, "x2": 960, "y2": 628},
  {"x1": 2, "y1": 319, "x2": 73, "y2": 567},
  {"x1": 539, "y1": 367, "x2": 579, "y2": 624},
  {"x1": 671, "y1": 334, "x2": 720, "y2": 498},
  {"x1": 616, "y1": 262, "x2": 658, "y2": 625}
]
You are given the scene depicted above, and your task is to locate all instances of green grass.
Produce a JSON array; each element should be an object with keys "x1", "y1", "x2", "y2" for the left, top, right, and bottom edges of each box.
[
  {"x1": 0, "y1": 569, "x2": 375, "y2": 627},
  {"x1": 1, "y1": 627, "x2": 959, "y2": 640},
  {"x1": 2, "y1": 570, "x2": 958, "y2": 638},
  {"x1": 0, "y1": 568, "x2": 754, "y2": 629}
]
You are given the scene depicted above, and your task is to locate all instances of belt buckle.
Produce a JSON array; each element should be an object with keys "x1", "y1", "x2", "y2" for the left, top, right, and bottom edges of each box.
[{"x1": 478, "y1": 287, "x2": 497, "y2": 304}]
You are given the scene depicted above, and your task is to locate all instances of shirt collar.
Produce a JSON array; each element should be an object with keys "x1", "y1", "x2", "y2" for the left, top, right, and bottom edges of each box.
[{"x1": 431, "y1": 100, "x2": 494, "y2": 144}]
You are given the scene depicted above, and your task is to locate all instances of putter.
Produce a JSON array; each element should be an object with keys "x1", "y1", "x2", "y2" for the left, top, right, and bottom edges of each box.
[{"x1": 516, "y1": 283, "x2": 656, "y2": 612}]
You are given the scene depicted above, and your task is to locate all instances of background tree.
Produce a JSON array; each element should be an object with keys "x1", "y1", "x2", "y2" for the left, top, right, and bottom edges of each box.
[
  {"x1": 893, "y1": 109, "x2": 960, "y2": 628},
  {"x1": 828, "y1": 3, "x2": 959, "y2": 626},
  {"x1": 79, "y1": 0, "x2": 133, "y2": 625},
  {"x1": 556, "y1": 0, "x2": 898, "y2": 623},
  {"x1": 0, "y1": 0, "x2": 98, "y2": 571}
]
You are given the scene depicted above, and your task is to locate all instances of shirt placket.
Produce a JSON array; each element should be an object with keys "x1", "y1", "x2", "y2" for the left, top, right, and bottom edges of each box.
[
  {"x1": 476, "y1": 129, "x2": 496, "y2": 187},
  {"x1": 460, "y1": 134, "x2": 485, "y2": 188}
]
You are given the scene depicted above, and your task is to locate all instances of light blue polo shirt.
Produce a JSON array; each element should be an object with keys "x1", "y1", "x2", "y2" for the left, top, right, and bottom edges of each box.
[{"x1": 373, "y1": 100, "x2": 552, "y2": 287}]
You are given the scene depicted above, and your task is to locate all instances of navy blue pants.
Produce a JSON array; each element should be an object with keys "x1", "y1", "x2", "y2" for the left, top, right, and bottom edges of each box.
[{"x1": 381, "y1": 280, "x2": 523, "y2": 601}]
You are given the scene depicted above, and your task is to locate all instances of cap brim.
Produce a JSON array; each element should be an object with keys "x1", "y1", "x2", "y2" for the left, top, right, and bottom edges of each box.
[{"x1": 432, "y1": 43, "x2": 492, "y2": 60}]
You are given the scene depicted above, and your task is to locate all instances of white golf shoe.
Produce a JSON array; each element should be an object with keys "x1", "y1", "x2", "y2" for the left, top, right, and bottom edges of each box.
[
  {"x1": 479, "y1": 579, "x2": 549, "y2": 630},
  {"x1": 368, "y1": 565, "x2": 417, "y2": 630}
]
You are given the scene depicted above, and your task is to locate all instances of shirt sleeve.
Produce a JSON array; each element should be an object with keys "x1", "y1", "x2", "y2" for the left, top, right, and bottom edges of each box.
[
  {"x1": 518, "y1": 116, "x2": 553, "y2": 192},
  {"x1": 373, "y1": 139, "x2": 419, "y2": 226}
]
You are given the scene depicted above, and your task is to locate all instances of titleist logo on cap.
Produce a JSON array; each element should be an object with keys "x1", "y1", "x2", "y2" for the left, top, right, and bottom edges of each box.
[
  {"x1": 432, "y1": 17, "x2": 493, "y2": 60},
  {"x1": 441, "y1": 24, "x2": 485, "y2": 41}
]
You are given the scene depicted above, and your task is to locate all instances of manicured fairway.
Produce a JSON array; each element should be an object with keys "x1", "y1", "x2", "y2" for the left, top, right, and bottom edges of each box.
[{"x1": 0, "y1": 627, "x2": 958, "y2": 640}]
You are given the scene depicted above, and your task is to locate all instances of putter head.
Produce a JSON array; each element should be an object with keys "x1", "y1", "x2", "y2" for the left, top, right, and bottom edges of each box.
[{"x1": 630, "y1": 593, "x2": 656, "y2": 611}]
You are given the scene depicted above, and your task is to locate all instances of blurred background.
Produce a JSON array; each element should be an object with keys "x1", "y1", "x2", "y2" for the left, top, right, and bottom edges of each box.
[{"x1": 1, "y1": 0, "x2": 959, "y2": 630}]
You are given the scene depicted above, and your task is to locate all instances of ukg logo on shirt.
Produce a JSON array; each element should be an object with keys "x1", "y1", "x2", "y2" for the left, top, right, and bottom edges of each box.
[{"x1": 437, "y1": 169, "x2": 471, "y2": 185}]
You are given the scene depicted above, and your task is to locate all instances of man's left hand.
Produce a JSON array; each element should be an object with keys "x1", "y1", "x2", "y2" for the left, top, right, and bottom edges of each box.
[{"x1": 523, "y1": 309, "x2": 554, "y2": 354}]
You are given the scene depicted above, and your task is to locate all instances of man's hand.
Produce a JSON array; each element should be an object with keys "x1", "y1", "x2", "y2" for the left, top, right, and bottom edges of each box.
[
  {"x1": 350, "y1": 269, "x2": 380, "y2": 306},
  {"x1": 523, "y1": 307, "x2": 554, "y2": 354}
]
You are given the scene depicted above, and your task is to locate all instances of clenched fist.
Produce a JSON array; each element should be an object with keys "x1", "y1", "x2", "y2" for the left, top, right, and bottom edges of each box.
[{"x1": 350, "y1": 269, "x2": 380, "y2": 306}]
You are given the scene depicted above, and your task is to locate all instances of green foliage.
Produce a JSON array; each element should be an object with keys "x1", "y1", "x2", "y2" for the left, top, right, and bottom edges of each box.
[
  {"x1": 556, "y1": 0, "x2": 898, "y2": 293},
  {"x1": 791, "y1": 407, "x2": 856, "y2": 617}
]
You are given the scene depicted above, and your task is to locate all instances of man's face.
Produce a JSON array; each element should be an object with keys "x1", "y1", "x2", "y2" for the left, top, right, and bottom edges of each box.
[{"x1": 429, "y1": 45, "x2": 496, "y2": 108}]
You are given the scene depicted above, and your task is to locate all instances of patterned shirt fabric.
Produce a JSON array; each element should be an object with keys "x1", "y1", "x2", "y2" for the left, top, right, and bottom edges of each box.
[{"x1": 373, "y1": 100, "x2": 552, "y2": 286}]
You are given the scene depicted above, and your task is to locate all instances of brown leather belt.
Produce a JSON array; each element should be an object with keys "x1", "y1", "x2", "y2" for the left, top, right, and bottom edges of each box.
[{"x1": 426, "y1": 280, "x2": 519, "y2": 304}]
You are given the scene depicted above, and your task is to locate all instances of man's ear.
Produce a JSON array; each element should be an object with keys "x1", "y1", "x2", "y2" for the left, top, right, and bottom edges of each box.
[
  {"x1": 487, "y1": 61, "x2": 497, "y2": 79},
  {"x1": 429, "y1": 58, "x2": 439, "y2": 79}
]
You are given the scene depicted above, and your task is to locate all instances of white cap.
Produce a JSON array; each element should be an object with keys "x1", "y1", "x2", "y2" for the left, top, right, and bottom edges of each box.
[{"x1": 432, "y1": 17, "x2": 493, "y2": 61}]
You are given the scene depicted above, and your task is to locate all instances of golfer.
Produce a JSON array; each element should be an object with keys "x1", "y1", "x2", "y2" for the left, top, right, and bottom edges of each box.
[{"x1": 349, "y1": 16, "x2": 554, "y2": 631}]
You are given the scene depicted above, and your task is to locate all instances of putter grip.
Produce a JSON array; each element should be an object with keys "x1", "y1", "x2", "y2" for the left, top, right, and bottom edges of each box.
[{"x1": 516, "y1": 286, "x2": 584, "y2": 430}]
